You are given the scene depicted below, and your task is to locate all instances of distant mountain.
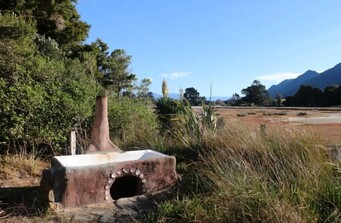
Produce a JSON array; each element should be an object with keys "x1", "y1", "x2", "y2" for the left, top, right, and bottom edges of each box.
[
  {"x1": 208, "y1": 96, "x2": 230, "y2": 101},
  {"x1": 151, "y1": 92, "x2": 180, "y2": 99},
  {"x1": 305, "y1": 63, "x2": 341, "y2": 89},
  {"x1": 267, "y1": 70, "x2": 319, "y2": 97},
  {"x1": 169, "y1": 93, "x2": 180, "y2": 99},
  {"x1": 151, "y1": 93, "x2": 229, "y2": 101},
  {"x1": 151, "y1": 92, "x2": 162, "y2": 99},
  {"x1": 267, "y1": 62, "x2": 341, "y2": 97}
]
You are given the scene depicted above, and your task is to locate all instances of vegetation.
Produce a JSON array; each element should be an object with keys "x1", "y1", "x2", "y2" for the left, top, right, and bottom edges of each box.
[
  {"x1": 0, "y1": 3, "x2": 149, "y2": 154},
  {"x1": 162, "y1": 79, "x2": 169, "y2": 98},
  {"x1": 146, "y1": 122, "x2": 341, "y2": 223},
  {"x1": 226, "y1": 80, "x2": 272, "y2": 106},
  {"x1": 228, "y1": 80, "x2": 340, "y2": 107},
  {"x1": 184, "y1": 87, "x2": 206, "y2": 106},
  {"x1": 0, "y1": 0, "x2": 90, "y2": 51},
  {"x1": 108, "y1": 97, "x2": 158, "y2": 148},
  {"x1": 285, "y1": 85, "x2": 341, "y2": 107},
  {"x1": 99, "y1": 47, "x2": 137, "y2": 97},
  {"x1": 1, "y1": 1, "x2": 341, "y2": 223},
  {"x1": 0, "y1": 13, "x2": 98, "y2": 154},
  {"x1": 241, "y1": 80, "x2": 271, "y2": 106}
]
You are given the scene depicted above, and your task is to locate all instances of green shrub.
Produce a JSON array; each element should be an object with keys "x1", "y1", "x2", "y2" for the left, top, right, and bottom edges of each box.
[
  {"x1": 108, "y1": 97, "x2": 159, "y2": 148},
  {"x1": 0, "y1": 14, "x2": 99, "y2": 154},
  {"x1": 154, "y1": 98, "x2": 220, "y2": 149},
  {"x1": 154, "y1": 97, "x2": 184, "y2": 134}
]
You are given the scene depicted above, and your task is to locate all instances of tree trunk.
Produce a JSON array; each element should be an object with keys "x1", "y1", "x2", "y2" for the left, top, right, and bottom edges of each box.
[{"x1": 87, "y1": 96, "x2": 121, "y2": 153}]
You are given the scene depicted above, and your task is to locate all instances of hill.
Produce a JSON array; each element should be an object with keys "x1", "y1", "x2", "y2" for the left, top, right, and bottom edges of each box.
[
  {"x1": 151, "y1": 93, "x2": 180, "y2": 99},
  {"x1": 268, "y1": 63, "x2": 341, "y2": 97},
  {"x1": 267, "y1": 70, "x2": 319, "y2": 97},
  {"x1": 305, "y1": 63, "x2": 341, "y2": 89}
]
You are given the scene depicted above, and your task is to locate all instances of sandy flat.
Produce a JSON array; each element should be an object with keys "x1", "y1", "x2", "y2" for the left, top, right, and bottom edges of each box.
[{"x1": 288, "y1": 114, "x2": 341, "y2": 124}]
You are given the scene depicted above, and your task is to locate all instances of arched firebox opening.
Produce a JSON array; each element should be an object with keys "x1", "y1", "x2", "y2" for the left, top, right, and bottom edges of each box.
[{"x1": 110, "y1": 175, "x2": 144, "y2": 200}]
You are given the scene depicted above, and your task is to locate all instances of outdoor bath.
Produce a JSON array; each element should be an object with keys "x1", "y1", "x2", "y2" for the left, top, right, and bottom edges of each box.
[
  {"x1": 40, "y1": 96, "x2": 178, "y2": 209},
  {"x1": 40, "y1": 150, "x2": 178, "y2": 208}
]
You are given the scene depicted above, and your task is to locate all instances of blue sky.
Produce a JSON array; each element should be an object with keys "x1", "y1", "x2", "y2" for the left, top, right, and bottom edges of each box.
[{"x1": 76, "y1": 0, "x2": 341, "y2": 97}]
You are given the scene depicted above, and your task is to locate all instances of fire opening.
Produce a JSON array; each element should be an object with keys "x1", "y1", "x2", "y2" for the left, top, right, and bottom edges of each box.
[{"x1": 110, "y1": 175, "x2": 144, "y2": 200}]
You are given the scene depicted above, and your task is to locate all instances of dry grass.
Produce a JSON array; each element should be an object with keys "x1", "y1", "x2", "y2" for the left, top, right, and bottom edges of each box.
[
  {"x1": 0, "y1": 154, "x2": 50, "y2": 222},
  {"x1": 0, "y1": 154, "x2": 48, "y2": 187},
  {"x1": 147, "y1": 122, "x2": 341, "y2": 223},
  {"x1": 197, "y1": 124, "x2": 325, "y2": 222}
]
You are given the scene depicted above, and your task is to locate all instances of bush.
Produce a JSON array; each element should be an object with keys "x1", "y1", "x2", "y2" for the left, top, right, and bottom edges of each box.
[
  {"x1": 0, "y1": 14, "x2": 99, "y2": 154},
  {"x1": 108, "y1": 97, "x2": 159, "y2": 148},
  {"x1": 154, "y1": 97, "x2": 183, "y2": 134}
]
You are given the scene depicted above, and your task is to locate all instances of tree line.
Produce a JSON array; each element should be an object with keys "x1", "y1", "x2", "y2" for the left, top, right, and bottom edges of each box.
[
  {"x1": 180, "y1": 80, "x2": 341, "y2": 107},
  {"x1": 284, "y1": 85, "x2": 341, "y2": 107},
  {"x1": 0, "y1": 0, "x2": 152, "y2": 153},
  {"x1": 231, "y1": 81, "x2": 341, "y2": 107}
]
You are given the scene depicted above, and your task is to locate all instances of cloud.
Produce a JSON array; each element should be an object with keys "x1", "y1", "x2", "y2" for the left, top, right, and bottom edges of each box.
[
  {"x1": 163, "y1": 72, "x2": 191, "y2": 80},
  {"x1": 256, "y1": 72, "x2": 300, "y2": 81}
]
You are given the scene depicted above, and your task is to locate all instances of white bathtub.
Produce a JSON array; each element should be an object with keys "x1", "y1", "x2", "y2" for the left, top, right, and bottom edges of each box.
[
  {"x1": 52, "y1": 150, "x2": 168, "y2": 168},
  {"x1": 42, "y1": 149, "x2": 178, "y2": 208}
]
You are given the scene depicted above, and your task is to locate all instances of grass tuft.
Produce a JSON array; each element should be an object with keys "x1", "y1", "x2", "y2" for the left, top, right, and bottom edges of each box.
[{"x1": 149, "y1": 122, "x2": 341, "y2": 222}]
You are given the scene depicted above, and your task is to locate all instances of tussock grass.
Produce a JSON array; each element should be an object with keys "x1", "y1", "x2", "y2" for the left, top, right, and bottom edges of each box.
[
  {"x1": 0, "y1": 154, "x2": 49, "y2": 222},
  {"x1": 148, "y1": 123, "x2": 341, "y2": 223},
  {"x1": 0, "y1": 154, "x2": 46, "y2": 179}
]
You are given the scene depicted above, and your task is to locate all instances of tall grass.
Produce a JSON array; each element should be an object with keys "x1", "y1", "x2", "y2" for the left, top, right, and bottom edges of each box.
[
  {"x1": 147, "y1": 123, "x2": 341, "y2": 223},
  {"x1": 154, "y1": 98, "x2": 218, "y2": 149},
  {"x1": 0, "y1": 153, "x2": 46, "y2": 179}
]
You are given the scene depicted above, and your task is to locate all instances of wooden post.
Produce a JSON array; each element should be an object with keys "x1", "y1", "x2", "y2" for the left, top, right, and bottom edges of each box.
[{"x1": 70, "y1": 130, "x2": 76, "y2": 155}]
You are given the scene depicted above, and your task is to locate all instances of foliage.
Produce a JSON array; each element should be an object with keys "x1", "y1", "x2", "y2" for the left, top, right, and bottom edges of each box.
[
  {"x1": 0, "y1": 13, "x2": 98, "y2": 154},
  {"x1": 0, "y1": 3, "x2": 144, "y2": 154},
  {"x1": 184, "y1": 87, "x2": 199, "y2": 105},
  {"x1": 227, "y1": 93, "x2": 243, "y2": 106},
  {"x1": 154, "y1": 97, "x2": 184, "y2": 134},
  {"x1": 136, "y1": 78, "x2": 152, "y2": 100},
  {"x1": 275, "y1": 93, "x2": 283, "y2": 106},
  {"x1": 154, "y1": 98, "x2": 219, "y2": 148},
  {"x1": 107, "y1": 97, "x2": 159, "y2": 148},
  {"x1": 101, "y1": 49, "x2": 136, "y2": 96},
  {"x1": 291, "y1": 85, "x2": 322, "y2": 106},
  {"x1": 169, "y1": 100, "x2": 201, "y2": 147},
  {"x1": 0, "y1": 0, "x2": 90, "y2": 50},
  {"x1": 183, "y1": 87, "x2": 206, "y2": 106},
  {"x1": 285, "y1": 84, "x2": 341, "y2": 107},
  {"x1": 3, "y1": 2, "x2": 341, "y2": 222},
  {"x1": 241, "y1": 80, "x2": 271, "y2": 106}
]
